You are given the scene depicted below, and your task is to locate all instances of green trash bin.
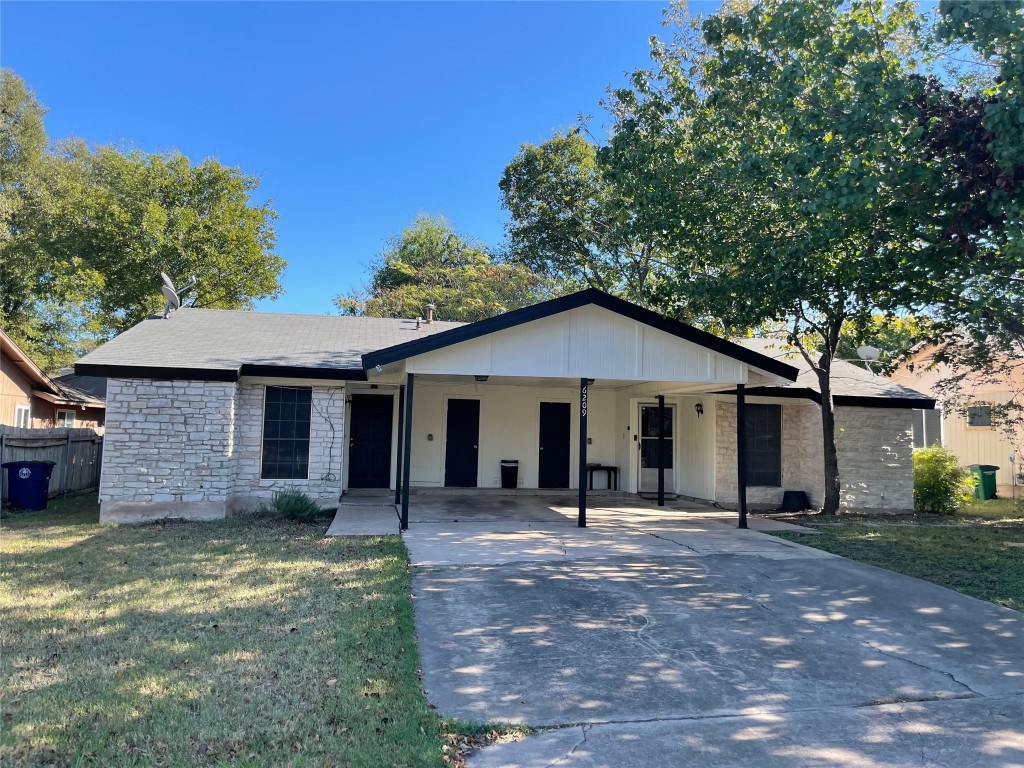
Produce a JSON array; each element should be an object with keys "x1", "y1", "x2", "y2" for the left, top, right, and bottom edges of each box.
[{"x1": 969, "y1": 464, "x2": 999, "y2": 500}]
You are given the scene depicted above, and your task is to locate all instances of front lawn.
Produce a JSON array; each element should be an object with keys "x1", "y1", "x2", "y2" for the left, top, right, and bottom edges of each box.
[
  {"x1": 1, "y1": 497, "x2": 515, "y2": 767},
  {"x1": 769, "y1": 498, "x2": 1024, "y2": 611}
]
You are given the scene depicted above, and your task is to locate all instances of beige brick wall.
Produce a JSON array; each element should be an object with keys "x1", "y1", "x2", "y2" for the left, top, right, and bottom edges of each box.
[
  {"x1": 715, "y1": 399, "x2": 914, "y2": 512},
  {"x1": 231, "y1": 382, "x2": 346, "y2": 511},
  {"x1": 100, "y1": 378, "x2": 237, "y2": 521}
]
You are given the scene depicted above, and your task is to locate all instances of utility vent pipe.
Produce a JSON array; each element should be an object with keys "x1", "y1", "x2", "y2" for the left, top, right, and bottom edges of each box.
[{"x1": 425, "y1": 304, "x2": 435, "y2": 324}]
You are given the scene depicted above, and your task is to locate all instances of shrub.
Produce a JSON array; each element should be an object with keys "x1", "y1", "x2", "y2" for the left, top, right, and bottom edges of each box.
[
  {"x1": 271, "y1": 488, "x2": 322, "y2": 523},
  {"x1": 913, "y1": 445, "x2": 977, "y2": 514}
]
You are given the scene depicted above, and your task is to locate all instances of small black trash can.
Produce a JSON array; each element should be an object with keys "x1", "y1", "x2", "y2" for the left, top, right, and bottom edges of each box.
[
  {"x1": 780, "y1": 490, "x2": 811, "y2": 512},
  {"x1": 500, "y1": 460, "x2": 519, "y2": 489},
  {"x1": 2, "y1": 460, "x2": 56, "y2": 510}
]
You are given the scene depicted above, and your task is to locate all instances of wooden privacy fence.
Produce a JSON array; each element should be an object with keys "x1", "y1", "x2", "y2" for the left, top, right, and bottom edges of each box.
[{"x1": 0, "y1": 426, "x2": 103, "y2": 502}]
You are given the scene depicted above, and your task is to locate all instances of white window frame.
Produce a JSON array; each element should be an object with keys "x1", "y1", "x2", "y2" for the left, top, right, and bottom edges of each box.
[
  {"x1": 56, "y1": 409, "x2": 76, "y2": 428},
  {"x1": 14, "y1": 405, "x2": 31, "y2": 428}
]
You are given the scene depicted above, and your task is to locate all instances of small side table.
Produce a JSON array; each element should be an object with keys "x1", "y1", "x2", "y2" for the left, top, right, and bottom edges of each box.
[{"x1": 587, "y1": 464, "x2": 619, "y2": 491}]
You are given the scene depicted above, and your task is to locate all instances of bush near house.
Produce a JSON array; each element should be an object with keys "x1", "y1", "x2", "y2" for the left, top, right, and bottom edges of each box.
[
  {"x1": 913, "y1": 444, "x2": 977, "y2": 514},
  {"x1": 270, "y1": 487, "x2": 324, "y2": 522}
]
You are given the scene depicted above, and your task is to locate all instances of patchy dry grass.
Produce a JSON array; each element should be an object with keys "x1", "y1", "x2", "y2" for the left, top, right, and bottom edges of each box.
[
  {"x1": 769, "y1": 498, "x2": 1024, "y2": 612},
  {"x1": 1, "y1": 496, "x2": 525, "y2": 767}
]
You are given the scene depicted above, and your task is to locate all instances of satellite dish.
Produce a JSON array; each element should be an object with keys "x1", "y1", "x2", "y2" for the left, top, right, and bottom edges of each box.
[
  {"x1": 159, "y1": 271, "x2": 197, "y2": 318},
  {"x1": 857, "y1": 345, "x2": 881, "y2": 362}
]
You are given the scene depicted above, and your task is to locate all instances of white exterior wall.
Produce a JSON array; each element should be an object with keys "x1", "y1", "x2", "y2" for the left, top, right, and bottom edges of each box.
[
  {"x1": 714, "y1": 400, "x2": 914, "y2": 511},
  {"x1": 100, "y1": 378, "x2": 237, "y2": 522},
  {"x1": 407, "y1": 381, "x2": 617, "y2": 489},
  {"x1": 232, "y1": 381, "x2": 346, "y2": 510},
  {"x1": 406, "y1": 305, "x2": 750, "y2": 385}
]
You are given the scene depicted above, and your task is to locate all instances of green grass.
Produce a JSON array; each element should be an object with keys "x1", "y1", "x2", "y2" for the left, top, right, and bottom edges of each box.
[
  {"x1": 769, "y1": 499, "x2": 1024, "y2": 612},
  {"x1": 1, "y1": 495, "x2": 523, "y2": 767}
]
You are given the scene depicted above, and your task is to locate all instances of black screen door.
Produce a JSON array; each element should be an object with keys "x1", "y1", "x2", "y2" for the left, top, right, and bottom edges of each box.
[
  {"x1": 444, "y1": 399, "x2": 480, "y2": 487},
  {"x1": 348, "y1": 395, "x2": 393, "y2": 488},
  {"x1": 538, "y1": 402, "x2": 571, "y2": 488}
]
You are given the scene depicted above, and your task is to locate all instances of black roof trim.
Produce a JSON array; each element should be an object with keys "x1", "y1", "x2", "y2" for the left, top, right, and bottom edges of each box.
[
  {"x1": 76, "y1": 362, "x2": 369, "y2": 383},
  {"x1": 74, "y1": 363, "x2": 240, "y2": 382},
  {"x1": 240, "y1": 364, "x2": 367, "y2": 381},
  {"x1": 715, "y1": 386, "x2": 936, "y2": 410},
  {"x1": 361, "y1": 289, "x2": 799, "y2": 381}
]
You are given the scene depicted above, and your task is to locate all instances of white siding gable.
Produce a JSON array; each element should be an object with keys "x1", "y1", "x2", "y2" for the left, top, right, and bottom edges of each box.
[{"x1": 406, "y1": 305, "x2": 749, "y2": 384}]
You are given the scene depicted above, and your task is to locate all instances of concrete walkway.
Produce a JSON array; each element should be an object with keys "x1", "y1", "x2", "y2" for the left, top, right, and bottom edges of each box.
[{"x1": 404, "y1": 503, "x2": 1024, "y2": 767}]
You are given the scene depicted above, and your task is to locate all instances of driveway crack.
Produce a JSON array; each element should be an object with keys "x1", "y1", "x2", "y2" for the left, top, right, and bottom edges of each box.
[
  {"x1": 543, "y1": 724, "x2": 589, "y2": 768},
  {"x1": 749, "y1": 596, "x2": 984, "y2": 698}
]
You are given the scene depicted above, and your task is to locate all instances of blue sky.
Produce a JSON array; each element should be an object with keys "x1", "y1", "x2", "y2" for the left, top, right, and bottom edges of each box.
[{"x1": 2, "y1": 1, "x2": 712, "y2": 314}]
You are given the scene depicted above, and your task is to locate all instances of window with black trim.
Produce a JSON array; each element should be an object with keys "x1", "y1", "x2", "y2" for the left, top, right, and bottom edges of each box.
[
  {"x1": 56, "y1": 409, "x2": 76, "y2": 427},
  {"x1": 745, "y1": 404, "x2": 782, "y2": 487},
  {"x1": 261, "y1": 386, "x2": 312, "y2": 479},
  {"x1": 966, "y1": 404, "x2": 992, "y2": 428}
]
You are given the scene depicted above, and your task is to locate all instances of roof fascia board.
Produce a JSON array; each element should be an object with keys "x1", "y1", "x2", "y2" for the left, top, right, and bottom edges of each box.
[
  {"x1": 75, "y1": 364, "x2": 241, "y2": 382},
  {"x1": 362, "y1": 289, "x2": 799, "y2": 381},
  {"x1": 714, "y1": 386, "x2": 935, "y2": 409}
]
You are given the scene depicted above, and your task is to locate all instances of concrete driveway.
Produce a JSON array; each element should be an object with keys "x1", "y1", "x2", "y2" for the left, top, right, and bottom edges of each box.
[{"x1": 405, "y1": 500, "x2": 1024, "y2": 767}]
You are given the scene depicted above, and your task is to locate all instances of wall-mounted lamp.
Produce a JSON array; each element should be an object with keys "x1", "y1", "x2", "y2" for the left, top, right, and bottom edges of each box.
[
  {"x1": 374, "y1": 364, "x2": 383, "y2": 373},
  {"x1": 427, "y1": 433, "x2": 434, "y2": 441},
  {"x1": 586, "y1": 378, "x2": 596, "y2": 385},
  {"x1": 694, "y1": 402, "x2": 704, "y2": 417},
  {"x1": 474, "y1": 375, "x2": 489, "y2": 382}
]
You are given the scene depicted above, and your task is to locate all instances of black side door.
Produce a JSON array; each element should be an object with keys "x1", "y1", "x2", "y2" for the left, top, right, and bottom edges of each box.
[
  {"x1": 538, "y1": 401, "x2": 571, "y2": 489},
  {"x1": 348, "y1": 395, "x2": 393, "y2": 488},
  {"x1": 444, "y1": 399, "x2": 480, "y2": 487}
]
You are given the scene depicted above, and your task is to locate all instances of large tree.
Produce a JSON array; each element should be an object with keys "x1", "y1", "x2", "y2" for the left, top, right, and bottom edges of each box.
[
  {"x1": 602, "y1": 0, "x2": 968, "y2": 515},
  {"x1": 0, "y1": 69, "x2": 285, "y2": 370},
  {"x1": 335, "y1": 214, "x2": 551, "y2": 323},
  {"x1": 499, "y1": 130, "x2": 670, "y2": 309}
]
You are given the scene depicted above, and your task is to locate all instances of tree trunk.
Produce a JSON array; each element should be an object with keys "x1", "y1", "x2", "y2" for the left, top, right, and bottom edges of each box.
[{"x1": 816, "y1": 365, "x2": 841, "y2": 516}]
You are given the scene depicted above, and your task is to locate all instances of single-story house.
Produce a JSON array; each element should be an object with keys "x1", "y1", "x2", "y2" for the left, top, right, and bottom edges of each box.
[
  {"x1": 891, "y1": 344, "x2": 1023, "y2": 497},
  {"x1": 75, "y1": 290, "x2": 934, "y2": 524},
  {"x1": 1, "y1": 328, "x2": 106, "y2": 431}
]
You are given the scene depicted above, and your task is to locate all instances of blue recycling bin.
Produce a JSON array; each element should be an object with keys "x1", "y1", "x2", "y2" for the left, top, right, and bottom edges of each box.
[{"x1": 2, "y1": 461, "x2": 55, "y2": 510}]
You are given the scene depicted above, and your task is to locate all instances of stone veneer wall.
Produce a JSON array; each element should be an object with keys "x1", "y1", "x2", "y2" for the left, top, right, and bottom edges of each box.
[
  {"x1": 715, "y1": 400, "x2": 914, "y2": 511},
  {"x1": 231, "y1": 382, "x2": 346, "y2": 511},
  {"x1": 835, "y1": 406, "x2": 914, "y2": 510},
  {"x1": 100, "y1": 378, "x2": 237, "y2": 522}
]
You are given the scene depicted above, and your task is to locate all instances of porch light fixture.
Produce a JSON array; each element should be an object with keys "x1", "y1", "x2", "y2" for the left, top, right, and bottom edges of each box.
[
  {"x1": 474, "y1": 375, "x2": 489, "y2": 382},
  {"x1": 695, "y1": 402, "x2": 704, "y2": 417}
]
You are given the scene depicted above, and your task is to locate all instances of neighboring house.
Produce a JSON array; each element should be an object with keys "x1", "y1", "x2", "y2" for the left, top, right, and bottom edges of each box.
[
  {"x1": 76, "y1": 289, "x2": 933, "y2": 523},
  {"x1": 892, "y1": 345, "x2": 1024, "y2": 497},
  {"x1": 1, "y1": 328, "x2": 106, "y2": 431}
]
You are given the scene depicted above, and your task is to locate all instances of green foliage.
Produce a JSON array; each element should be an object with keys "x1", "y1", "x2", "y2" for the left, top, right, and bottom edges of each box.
[
  {"x1": 0, "y1": 69, "x2": 284, "y2": 371},
  {"x1": 499, "y1": 130, "x2": 667, "y2": 308},
  {"x1": 270, "y1": 488, "x2": 323, "y2": 523},
  {"x1": 335, "y1": 214, "x2": 551, "y2": 322},
  {"x1": 836, "y1": 315, "x2": 935, "y2": 374},
  {"x1": 913, "y1": 445, "x2": 977, "y2": 514}
]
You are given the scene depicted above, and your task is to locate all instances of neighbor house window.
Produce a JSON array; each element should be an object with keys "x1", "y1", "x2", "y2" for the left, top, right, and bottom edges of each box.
[
  {"x1": 261, "y1": 386, "x2": 312, "y2": 479},
  {"x1": 745, "y1": 404, "x2": 782, "y2": 487},
  {"x1": 14, "y1": 405, "x2": 30, "y2": 429},
  {"x1": 966, "y1": 404, "x2": 992, "y2": 428},
  {"x1": 56, "y1": 410, "x2": 76, "y2": 427}
]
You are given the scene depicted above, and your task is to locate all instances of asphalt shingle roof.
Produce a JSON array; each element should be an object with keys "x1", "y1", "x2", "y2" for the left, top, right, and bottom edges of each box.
[
  {"x1": 77, "y1": 308, "x2": 932, "y2": 404},
  {"x1": 734, "y1": 338, "x2": 933, "y2": 402},
  {"x1": 77, "y1": 309, "x2": 464, "y2": 372}
]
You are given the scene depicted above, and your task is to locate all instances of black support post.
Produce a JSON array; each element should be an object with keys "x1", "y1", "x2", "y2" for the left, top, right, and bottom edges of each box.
[
  {"x1": 394, "y1": 385, "x2": 405, "y2": 507},
  {"x1": 657, "y1": 394, "x2": 666, "y2": 507},
  {"x1": 400, "y1": 374, "x2": 415, "y2": 531},
  {"x1": 578, "y1": 377, "x2": 588, "y2": 528},
  {"x1": 737, "y1": 383, "x2": 748, "y2": 529}
]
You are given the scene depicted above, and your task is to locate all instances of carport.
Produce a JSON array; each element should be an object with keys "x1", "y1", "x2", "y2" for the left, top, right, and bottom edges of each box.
[{"x1": 358, "y1": 290, "x2": 798, "y2": 531}]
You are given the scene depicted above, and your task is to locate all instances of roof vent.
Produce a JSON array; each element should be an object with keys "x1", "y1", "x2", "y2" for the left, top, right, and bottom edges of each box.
[{"x1": 425, "y1": 304, "x2": 436, "y2": 324}]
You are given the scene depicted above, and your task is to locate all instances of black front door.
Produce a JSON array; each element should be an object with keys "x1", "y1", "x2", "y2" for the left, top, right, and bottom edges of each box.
[
  {"x1": 538, "y1": 401, "x2": 571, "y2": 489},
  {"x1": 348, "y1": 395, "x2": 393, "y2": 488},
  {"x1": 444, "y1": 399, "x2": 479, "y2": 487}
]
